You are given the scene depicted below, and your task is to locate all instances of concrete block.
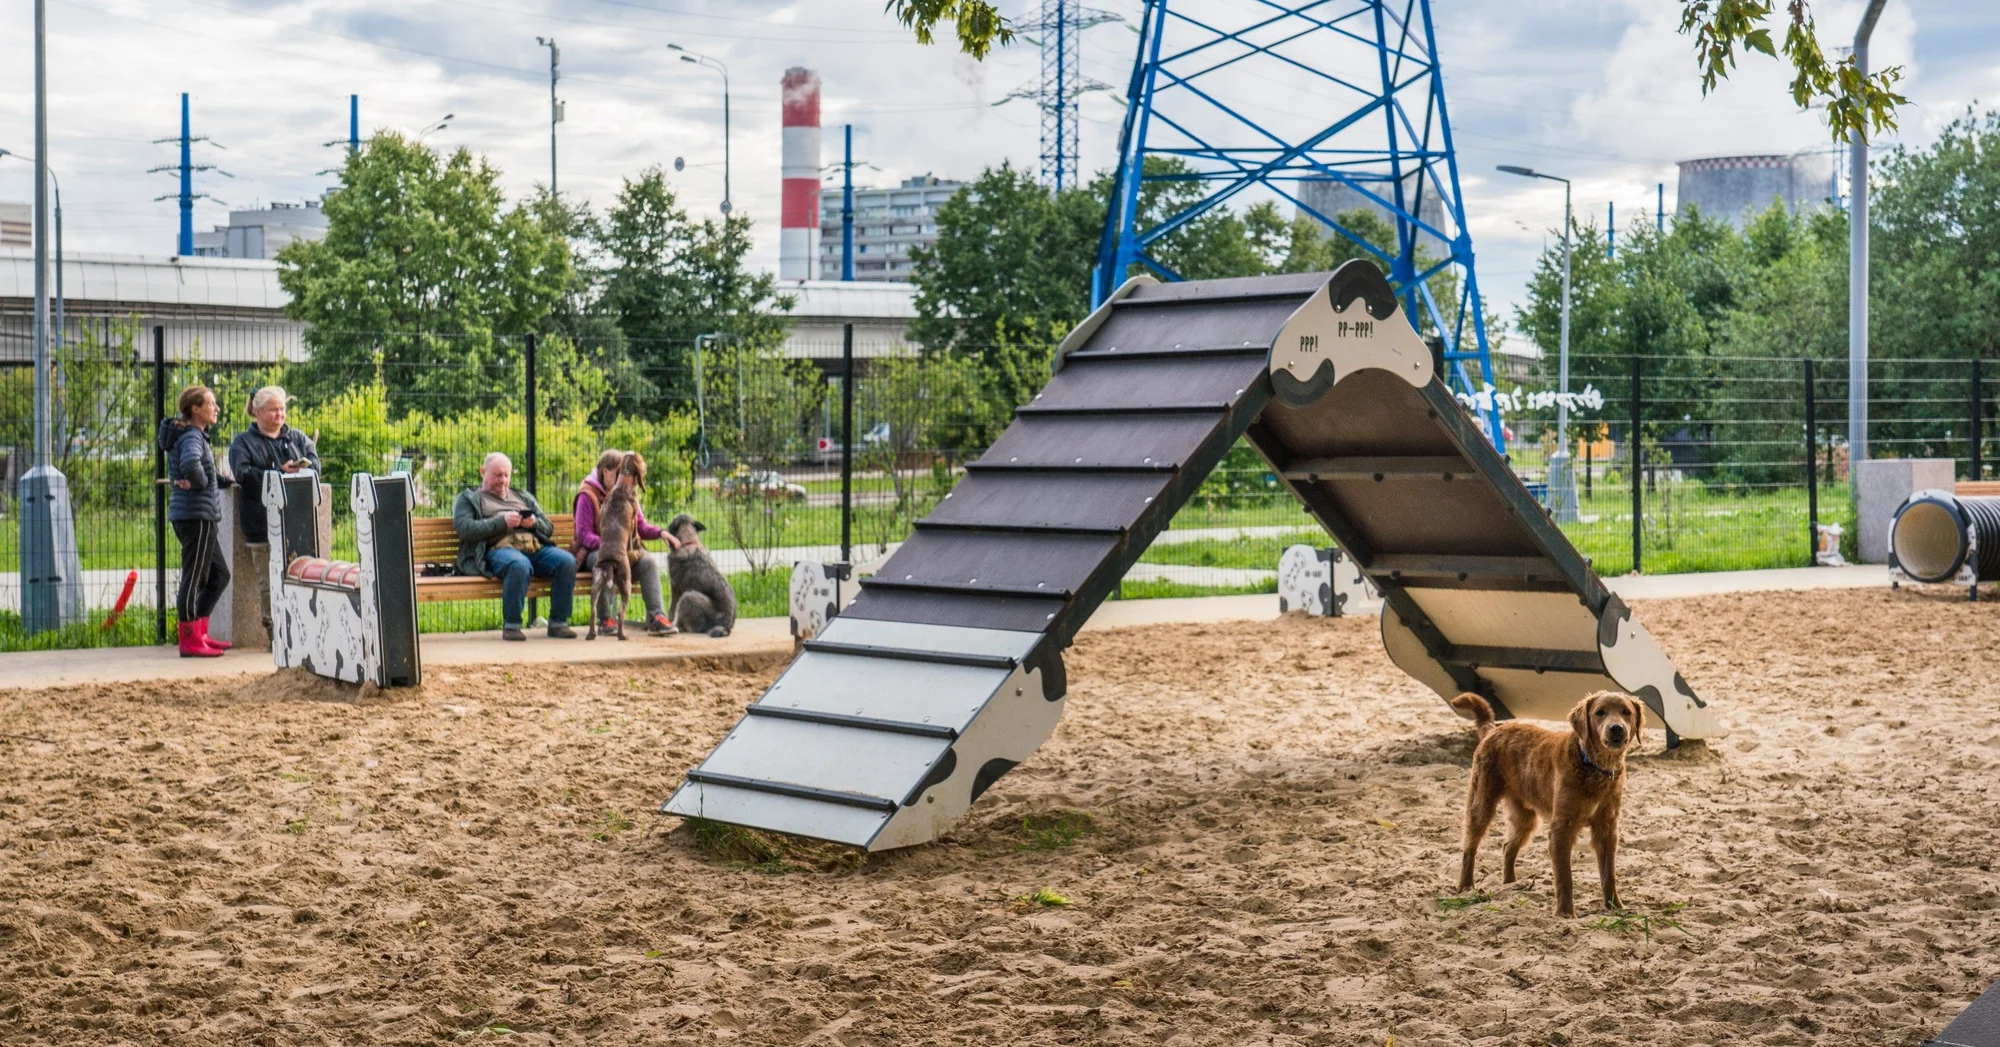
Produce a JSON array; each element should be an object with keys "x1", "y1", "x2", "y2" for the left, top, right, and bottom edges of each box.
[{"x1": 1855, "y1": 458, "x2": 1954, "y2": 563}]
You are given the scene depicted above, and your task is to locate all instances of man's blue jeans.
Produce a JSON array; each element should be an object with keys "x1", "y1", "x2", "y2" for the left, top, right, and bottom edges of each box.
[{"x1": 487, "y1": 544, "x2": 576, "y2": 629}]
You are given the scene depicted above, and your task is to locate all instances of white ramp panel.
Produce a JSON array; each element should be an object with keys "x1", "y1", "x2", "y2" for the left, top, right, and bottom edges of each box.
[{"x1": 662, "y1": 617, "x2": 1061, "y2": 850}]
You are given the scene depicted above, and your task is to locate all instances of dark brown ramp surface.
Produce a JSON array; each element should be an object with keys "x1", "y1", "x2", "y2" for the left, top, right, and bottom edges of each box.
[{"x1": 663, "y1": 262, "x2": 1718, "y2": 851}]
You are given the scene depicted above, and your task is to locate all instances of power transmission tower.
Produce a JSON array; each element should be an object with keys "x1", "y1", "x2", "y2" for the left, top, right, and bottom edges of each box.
[
  {"x1": 149, "y1": 93, "x2": 232, "y2": 255},
  {"x1": 1096, "y1": 0, "x2": 1504, "y2": 445},
  {"x1": 998, "y1": 1, "x2": 1119, "y2": 192}
]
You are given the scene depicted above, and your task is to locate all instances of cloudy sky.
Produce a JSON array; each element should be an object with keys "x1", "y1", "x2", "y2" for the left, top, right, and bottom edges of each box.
[{"x1": 0, "y1": 0, "x2": 1991, "y2": 337}]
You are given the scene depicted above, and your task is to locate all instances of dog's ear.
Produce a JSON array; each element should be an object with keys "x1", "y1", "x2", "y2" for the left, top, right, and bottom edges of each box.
[
  {"x1": 1626, "y1": 694, "x2": 1646, "y2": 746},
  {"x1": 1569, "y1": 695, "x2": 1594, "y2": 744},
  {"x1": 693, "y1": 519, "x2": 706, "y2": 533}
]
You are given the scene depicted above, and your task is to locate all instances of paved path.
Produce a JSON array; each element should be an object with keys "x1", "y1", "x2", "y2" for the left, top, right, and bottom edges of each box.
[{"x1": 0, "y1": 562, "x2": 1889, "y2": 691}]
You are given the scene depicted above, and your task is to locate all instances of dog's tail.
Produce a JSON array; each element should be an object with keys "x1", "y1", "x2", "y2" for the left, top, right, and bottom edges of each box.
[{"x1": 1449, "y1": 692, "x2": 1498, "y2": 739}]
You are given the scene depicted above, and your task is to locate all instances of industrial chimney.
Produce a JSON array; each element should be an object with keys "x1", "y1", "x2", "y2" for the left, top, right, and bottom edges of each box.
[{"x1": 780, "y1": 67, "x2": 821, "y2": 281}]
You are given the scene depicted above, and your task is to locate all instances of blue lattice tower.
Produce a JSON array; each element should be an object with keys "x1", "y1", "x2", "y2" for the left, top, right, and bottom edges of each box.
[{"x1": 1094, "y1": 0, "x2": 1504, "y2": 446}]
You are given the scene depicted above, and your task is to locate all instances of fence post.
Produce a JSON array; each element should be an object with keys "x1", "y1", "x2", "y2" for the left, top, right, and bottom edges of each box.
[
  {"x1": 1972, "y1": 357, "x2": 1984, "y2": 482},
  {"x1": 524, "y1": 334, "x2": 538, "y2": 501},
  {"x1": 840, "y1": 322, "x2": 854, "y2": 563},
  {"x1": 153, "y1": 325, "x2": 168, "y2": 644},
  {"x1": 1630, "y1": 355, "x2": 1642, "y2": 574},
  {"x1": 524, "y1": 333, "x2": 538, "y2": 626},
  {"x1": 1805, "y1": 358, "x2": 1819, "y2": 566}
]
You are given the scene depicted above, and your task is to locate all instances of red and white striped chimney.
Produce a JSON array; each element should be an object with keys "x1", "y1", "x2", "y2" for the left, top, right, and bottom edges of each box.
[{"x1": 780, "y1": 67, "x2": 821, "y2": 281}]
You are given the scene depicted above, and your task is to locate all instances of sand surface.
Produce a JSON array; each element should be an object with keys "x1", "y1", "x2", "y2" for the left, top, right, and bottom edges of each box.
[{"x1": 2, "y1": 588, "x2": 1997, "y2": 1046}]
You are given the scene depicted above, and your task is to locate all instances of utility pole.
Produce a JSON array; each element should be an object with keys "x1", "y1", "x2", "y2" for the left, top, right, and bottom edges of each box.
[
  {"x1": 20, "y1": 0, "x2": 82, "y2": 636},
  {"x1": 149, "y1": 94, "x2": 228, "y2": 255},
  {"x1": 1849, "y1": 0, "x2": 1890, "y2": 465},
  {"x1": 1656, "y1": 183, "x2": 1664, "y2": 232},
  {"x1": 176, "y1": 94, "x2": 192, "y2": 253},
  {"x1": 349, "y1": 94, "x2": 359, "y2": 155},
  {"x1": 536, "y1": 37, "x2": 562, "y2": 195},
  {"x1": 1607, "y1": 201, "x2": 1615, "y2": 259},
  {"x1": 842, "y1": 125, "x2": 855, "y2": 281}
]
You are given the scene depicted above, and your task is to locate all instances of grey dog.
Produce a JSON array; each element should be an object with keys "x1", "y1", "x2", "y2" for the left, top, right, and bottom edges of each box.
[{"x1": 666, "y1": 514, "x2": 736, "y2": 638}]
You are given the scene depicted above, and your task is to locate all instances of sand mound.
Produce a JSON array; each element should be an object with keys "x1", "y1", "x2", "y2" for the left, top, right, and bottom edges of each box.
[{"x1": 0, "y1": 588, "x2": 1994, "y2": 1045}]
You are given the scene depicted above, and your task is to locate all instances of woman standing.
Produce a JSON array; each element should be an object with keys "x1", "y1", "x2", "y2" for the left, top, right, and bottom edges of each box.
[{"x1": 156, "y1": 385, "x2": 234, "y2": 657}]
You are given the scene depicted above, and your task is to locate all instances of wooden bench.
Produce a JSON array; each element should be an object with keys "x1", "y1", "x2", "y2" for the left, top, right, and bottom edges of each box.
[
  {"x1": 410, "y1": 514, "x2": 591, "y2": 603},
  {"x1": 1956, "y1": 481, "x2": 2000, "y2": 498}
]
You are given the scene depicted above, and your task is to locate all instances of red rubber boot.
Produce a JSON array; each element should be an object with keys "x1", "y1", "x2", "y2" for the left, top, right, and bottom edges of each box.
[
  {"x1": 178, "y1": 621, "x2": 222, "y2": 658},
  {"x1": 192, "y1": 617, "x2": 232, "y2": 650}
]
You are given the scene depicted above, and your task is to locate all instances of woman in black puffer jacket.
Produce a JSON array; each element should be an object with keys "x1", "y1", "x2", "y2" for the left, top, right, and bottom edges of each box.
[{"x1": 156, "y1": 385, "x2": 234, "y2": 657}]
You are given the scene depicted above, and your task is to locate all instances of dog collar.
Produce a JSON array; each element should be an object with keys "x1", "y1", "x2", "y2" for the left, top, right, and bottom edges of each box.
[{"x1": 1577, "y1": 740, "x2": 1617, "y2": 779}]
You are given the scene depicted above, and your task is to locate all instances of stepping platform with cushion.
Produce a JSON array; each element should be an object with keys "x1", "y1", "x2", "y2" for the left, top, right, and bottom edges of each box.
[{"x1": 662, "y1": 261, "x2": 1721, "y2": 851}]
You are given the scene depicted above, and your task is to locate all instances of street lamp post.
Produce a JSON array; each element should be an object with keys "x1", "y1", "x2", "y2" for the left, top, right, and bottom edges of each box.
[
  {"x1": 1498, "y1": 164, "x2": 1578, "y2": 523},
  {"x1": 18, "y1": 0, "x2": 83, "y2": 635},
  {"x1": 0, "y1": 149, "x2": 62, "y2": 360},
  {"x1": 669, "y1": 44, "x2": 731, "y2": 214}
]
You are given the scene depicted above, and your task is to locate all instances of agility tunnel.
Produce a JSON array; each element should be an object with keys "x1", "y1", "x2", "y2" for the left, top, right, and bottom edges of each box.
[
  {"x1": 1889, "y1": 489, "x2": 2000, "y2": 599},
  {"x1": 662, "y1": 261, "x2": 1720, "y2": 851},
  {"x1": 264, "y1": 470, "x2": 422, "y2": 688}
]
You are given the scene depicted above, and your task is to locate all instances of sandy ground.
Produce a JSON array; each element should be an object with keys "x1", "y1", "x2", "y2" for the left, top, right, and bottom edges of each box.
[{"x1": 2, "y1": 587, "x2": 1998, "y2": 1046}]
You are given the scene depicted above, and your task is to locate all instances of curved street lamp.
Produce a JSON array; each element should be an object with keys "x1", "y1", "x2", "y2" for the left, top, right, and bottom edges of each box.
[
  {"x1": 1498, "y1": 164, "x2": 1577, "y2": 523},
  {"x1": 669, "y1": 44, "x2": 731, "y2": 215}
]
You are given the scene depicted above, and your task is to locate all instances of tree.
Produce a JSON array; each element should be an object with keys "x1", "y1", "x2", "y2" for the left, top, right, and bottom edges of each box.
[
  {"x1": 277, "y1": 134, "x2": 574, "y2": 417},
  {"x1": 1678, "y1": 0, "x2": 1907, "y2": 142},
  {"x1": 598, "y1": 169, "x2": 793, "y2": 408}
]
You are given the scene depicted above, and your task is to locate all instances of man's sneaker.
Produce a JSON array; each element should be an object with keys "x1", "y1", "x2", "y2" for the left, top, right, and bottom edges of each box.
[
  {"x1": 547, "y1": 623, "x2": 578, "y2": 639},
  {"x1": 502, "y1": 627, "x2": 527, "y2": 642},
  {"x1": 646, "y1": 614, "x2": 677, "y2": 636}
]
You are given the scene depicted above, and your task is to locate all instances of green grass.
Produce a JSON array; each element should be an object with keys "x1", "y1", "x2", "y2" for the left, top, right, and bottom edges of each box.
[
  {"x1": 1139, "y1": 529, "x2": 1325, "y2": 569},
  {"x1": 1587, "y1": 901, "x2": 1695, "y2": 942}
]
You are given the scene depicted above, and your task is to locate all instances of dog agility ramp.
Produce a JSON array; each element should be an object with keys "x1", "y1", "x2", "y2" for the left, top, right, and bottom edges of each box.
[
  {"x1": 1928, "y1": 979, "x2": 2000, "y2": 1047},
  {"x1": 663, "y1": 261, "x2": 1718, "y2": 850}
]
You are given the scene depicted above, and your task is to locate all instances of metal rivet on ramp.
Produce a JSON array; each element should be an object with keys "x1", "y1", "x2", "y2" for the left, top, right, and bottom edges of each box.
[{"x1": 1075, "y1": 458, "x2": 1084, "y2": 463}]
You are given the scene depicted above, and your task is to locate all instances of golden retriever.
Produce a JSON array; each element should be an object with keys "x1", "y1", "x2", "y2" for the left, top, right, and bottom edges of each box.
[{"x1": 1450, "y1": 690, "x2": 1645, "y2": 916}]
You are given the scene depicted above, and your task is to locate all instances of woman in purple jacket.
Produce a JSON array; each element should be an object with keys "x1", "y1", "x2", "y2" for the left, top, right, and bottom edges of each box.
[{"x1": 574, "y1": 450, "x2": 681, "y2": 635}]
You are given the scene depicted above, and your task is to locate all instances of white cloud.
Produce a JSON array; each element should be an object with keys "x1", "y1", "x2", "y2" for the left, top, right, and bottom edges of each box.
[{"x1": 0, "y1": 0, "x2": 1991, "y2": 332}]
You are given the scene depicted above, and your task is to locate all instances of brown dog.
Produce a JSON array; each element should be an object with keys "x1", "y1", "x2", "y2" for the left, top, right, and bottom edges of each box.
[
  {"x1": 1450, "y1": 690, "x2": 1646, "y2": 917},
  {"x1": 587, "y1": 452, "x2": 646, "y2": 642}
]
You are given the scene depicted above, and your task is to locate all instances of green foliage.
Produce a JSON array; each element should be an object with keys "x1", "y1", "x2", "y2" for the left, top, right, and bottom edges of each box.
[
  {"x1": 887, "y1": 0, "x2": 1014, "y2": 58},
  {"x1": 395, "y1": 405, "x2": 695, "y2": 513},
  {"x1": 1677, "y1": 0, "x2": 1907, "y2": 142},
  {"x1": 599, "y1": 169, "x2": 793, "y2": 406},
  {"x1": 279, "y1": 134, "x2": 576, "y2": 416},
  {"x1": 287, "y1": 381, "x2": 399, "y2": 497},
  {"x1": 853, "y1": 352, "x2": 993, "y2": 552},
  {"x1": 909, "y1": 162, "x2": 1100, "y2": 360},
  {"x1": 1193, "y1": 440, "x2": 1282, "y2": 509}
]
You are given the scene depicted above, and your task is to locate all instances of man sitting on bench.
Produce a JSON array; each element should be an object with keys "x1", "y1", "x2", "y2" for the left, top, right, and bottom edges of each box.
[{"x1": 453, "y1": 452, "x2": 578, "y2": 641}]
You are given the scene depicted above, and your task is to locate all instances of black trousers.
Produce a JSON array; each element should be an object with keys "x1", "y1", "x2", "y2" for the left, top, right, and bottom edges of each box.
[{"x1": 172, "y1": 519, "x2": 230, "y2": 622}]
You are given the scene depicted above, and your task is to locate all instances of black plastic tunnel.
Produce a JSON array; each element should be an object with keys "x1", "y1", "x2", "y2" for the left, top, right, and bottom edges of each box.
[{"x1": 1890, "y1": 490, "x2": 2000, "y2": 584}]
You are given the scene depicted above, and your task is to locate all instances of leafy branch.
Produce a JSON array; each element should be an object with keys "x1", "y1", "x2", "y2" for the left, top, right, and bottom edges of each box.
[
  {"x1": 886, "y1": 0, "x2": 1015, "y2": 59},
  {"x1": 1678, "y1": 0, "x2": 1908, "y2": 142}
]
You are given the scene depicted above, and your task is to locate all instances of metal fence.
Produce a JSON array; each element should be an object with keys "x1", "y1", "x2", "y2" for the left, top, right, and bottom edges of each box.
[{"x1": 3, "y1": 315, "x2": 1991, "y2": 651}]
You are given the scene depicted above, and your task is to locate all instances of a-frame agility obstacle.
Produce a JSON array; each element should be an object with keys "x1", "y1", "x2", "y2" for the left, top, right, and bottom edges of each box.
[{"x1": 662, "y1": 262, "x2": 1720, "y2": 851}]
